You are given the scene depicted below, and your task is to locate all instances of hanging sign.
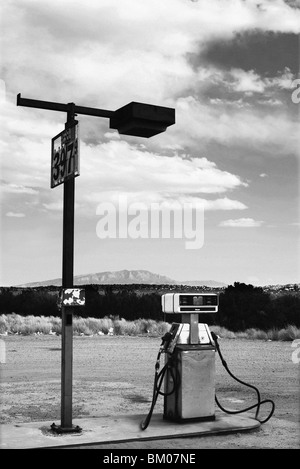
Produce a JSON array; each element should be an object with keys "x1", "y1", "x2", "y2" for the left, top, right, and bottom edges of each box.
[{"x1": 51, "y1": 122, "x2": 79, "y2": 188}]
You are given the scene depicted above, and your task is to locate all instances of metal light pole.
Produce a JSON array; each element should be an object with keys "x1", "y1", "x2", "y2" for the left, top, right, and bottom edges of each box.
[
  {"x1": 60, "y1": 104, "x2": 77, "y2": 431},
  {"x1": 17, "y1": 93, "x2": 175, "y2": 433}
]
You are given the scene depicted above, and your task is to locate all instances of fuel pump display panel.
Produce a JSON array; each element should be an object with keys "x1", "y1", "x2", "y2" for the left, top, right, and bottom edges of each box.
[
  {"x1": 179, "y1": 295, "x2": 217, "y2": 305},
  {"x1": 162, "y1": 293, "x2": 219, "y2": 313},
  {"x1": 179, "y1": 294, "x2": 218, "y2": 309}
]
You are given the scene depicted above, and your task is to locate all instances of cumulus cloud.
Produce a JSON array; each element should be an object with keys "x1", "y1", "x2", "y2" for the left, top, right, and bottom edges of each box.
[
  {"x1": 91, "y1": 191, "x2": 247, "y2": 212},
  {"x1": 172, "y1": 95, "x2": 298, "y2": 153},
  {"x1": 228, "y1": 67, "x2": 295, "y2": 94},
  {"x1": 229, "y1": 69, "x2": 266, "y2": 93},
  {"x1": 77, "y1": 139, "x2": 247, "y2": 197},
  {"x1": 1, "y1": 1, "x2": 298, "y2": 160},
  {"x1": 5, "y1": 212, "x2": 26, "y2": 218},
  {"x1": 219, "y1": 217, "x2": 264, "y2": 227},
  {"x1": 2, "y1": 0, "x2": 299, "y2": 106}
]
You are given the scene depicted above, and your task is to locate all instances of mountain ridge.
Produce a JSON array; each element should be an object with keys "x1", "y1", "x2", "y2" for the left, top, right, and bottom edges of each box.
[{"x1": 19, "y1": 269, "x2": 228, "y2": 288}]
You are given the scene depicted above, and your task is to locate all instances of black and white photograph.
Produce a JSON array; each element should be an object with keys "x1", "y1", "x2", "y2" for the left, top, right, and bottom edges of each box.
[{"x1": 0, "y1": 0, "x2": 299, "y2": 453}]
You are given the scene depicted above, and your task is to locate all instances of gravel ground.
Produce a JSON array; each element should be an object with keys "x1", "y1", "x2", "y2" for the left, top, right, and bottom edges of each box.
[{"x1": 0, "y1": 334, "x2": 299, "y2": 449}]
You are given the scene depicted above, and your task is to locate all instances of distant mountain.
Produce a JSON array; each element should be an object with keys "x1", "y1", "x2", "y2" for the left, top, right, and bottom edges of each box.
[
  {"x1": 73, "y1": 269, "x2": 176, "y2": 285},
  {"x1": 19, "y1": 269, "x2": 227, "y2": 288}
]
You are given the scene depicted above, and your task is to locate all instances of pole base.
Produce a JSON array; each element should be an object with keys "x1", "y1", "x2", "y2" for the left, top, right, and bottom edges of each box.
[{"x1": 50, "y1": 422, "x2": 82, "y2": 434}]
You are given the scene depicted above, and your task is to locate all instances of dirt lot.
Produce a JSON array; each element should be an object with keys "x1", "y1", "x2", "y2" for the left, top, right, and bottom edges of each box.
[{"x1": 0, "y1": 334, "x2": 299, "y2": 449}]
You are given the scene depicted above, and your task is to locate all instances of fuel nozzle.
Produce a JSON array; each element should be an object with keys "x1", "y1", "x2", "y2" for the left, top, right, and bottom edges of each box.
[
  {"x1": 161, "y1": 331, "x2": 173, "y2": 343},
  {"x1": 160, "y1": 331, "x2": 173, "y2": 352},
  {"x1": 210, "y1": 331, "x2": 218, "y2": 343}
]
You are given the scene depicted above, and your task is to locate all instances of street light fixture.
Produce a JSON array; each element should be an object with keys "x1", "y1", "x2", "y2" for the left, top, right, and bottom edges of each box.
[
  {"x1": 16, "y1": 93, "x2": 175, "y2": 433},
  {"x1": 110, "y1": 101, "x2": 175, "y2": 137}
]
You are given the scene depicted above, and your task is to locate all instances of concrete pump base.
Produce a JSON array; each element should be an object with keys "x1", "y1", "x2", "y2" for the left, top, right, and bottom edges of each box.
[{"x1": 0, "y1": 412, "x2": 261, "y2": 449}]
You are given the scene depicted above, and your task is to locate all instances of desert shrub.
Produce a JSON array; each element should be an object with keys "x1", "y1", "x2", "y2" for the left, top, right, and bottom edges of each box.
[
  {"x1": 266, "y1": 328, "x2": 280, "y2": 341},
  {"x1": 244, "y1": 328, "x2": 268, "y2": 340},
  {"x1": 266, "y1": 326, "x2": 300, "y2": 341},
  {"x1": 0, "y1": 315, "x2": 8, "y2": 334},
  {"x1": 210, "y1": 326, "x2": 236, "y2": 339},
  {"x1": 4, "y1": 314, "x2": 52, "y2": 335},
  {"x1": 148, "y1": 320, "x2": 170, "y2": 336},
  {"x1": 98, "y1": 316, "x2": 114, "y2": 334},
  {"x1": 31, "y1": 316, "x2": 52, "y2": 334},
  {"x1": 235, "y1": 331, "x2": 249, "y2": 339},
  {"x1": 85, "y1": 317, "x2": 102, "y2": 334},
  {"x1": 135, "y1": 318, "x2": 152, "y2": 334},
  {"x1": 132, "y1": 319, "x2": 170, "y2": 336},
  {"x1": 73, "y1": 317, "x2": 93, "y2": 336},
  {"x1": 49, "y1": 316, "x2": 62, "y2": 334},
  {"x1": 0, "y1": 313, "x2": 299, "y2": 341},
  {"x1": 113, "y1": 318, "x2": 139, "y2": 335},
  {"x1": 278, "y1": 325, "x2": 300, "y2": 341},
  {"x1": 113, "y1": 318, "x2": 170, "y2": 336},
  {"x1": 7, "y1": 313, "x2": 26, "y2": 334}
]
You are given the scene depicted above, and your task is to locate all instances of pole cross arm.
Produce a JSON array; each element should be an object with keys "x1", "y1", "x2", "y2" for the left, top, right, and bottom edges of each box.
[
  {"x1": 17, "y1": 93, "x2": 114, "y2": 118},
  {"x1": 16, "y1": 93, "x2": 175, "y2": 138}
]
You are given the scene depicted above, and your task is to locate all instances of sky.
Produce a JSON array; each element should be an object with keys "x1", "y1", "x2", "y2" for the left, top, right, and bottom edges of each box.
[{"x1": 0, "y1": 0, "x2": 299, "y2": 287}]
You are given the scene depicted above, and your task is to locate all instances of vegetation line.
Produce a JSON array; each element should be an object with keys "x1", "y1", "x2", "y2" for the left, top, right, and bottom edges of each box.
[{"x1": 1, "y1": 313, "x2": 300, "y2": 341}]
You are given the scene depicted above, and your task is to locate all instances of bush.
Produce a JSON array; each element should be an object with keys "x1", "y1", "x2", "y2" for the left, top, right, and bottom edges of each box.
[
  {"x1": 1, "y1": 313, "x2": 299, "y2": 341},
  {"x1": 73, "y1": 317, "x2": 93, "y2": 335},
  {"x1": 0, "y1": 315, "x2": 8, "y2": 334},
  {"x1": 7, "y1": 313, "x2": 27, "y2": 334},
  {"x1": 2, "y1": 314, "x2": 52, "y2": 335},
  {"x1": 98, "y1": 317, "x2": 114, "y2": 334},
  {"x1": 210, "y1": 326, "x2": 236, "y2": 339},
  {"x1": 49, "y1": 316, "x2": 61, "y2": 334},
  {"x1": 244, "y1": 328, "x2": 268, "y2": 340},
  {"x1": 113, "y1": 318, "x2": 138, "y2": 335},
  {"x1": 277, "y1": 325, "x2": 300, "y2": 341},
  {"x1": 266, "y1": 328, "x2": 280, "y2": 341}
]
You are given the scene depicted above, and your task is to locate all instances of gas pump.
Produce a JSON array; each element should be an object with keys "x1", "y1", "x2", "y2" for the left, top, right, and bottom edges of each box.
[
  {"x1": 141, "y1": 291, "x2": 275, "y2": 431},
  {"x1": 162, "y1": 293, "x2": 217, "y2": 422}
]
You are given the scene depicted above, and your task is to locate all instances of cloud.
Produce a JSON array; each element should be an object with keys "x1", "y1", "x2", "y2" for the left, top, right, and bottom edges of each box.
[
  {"x1": 69, "y1": 139, "x2": 248, "y2": 216},
  {"x1": 0, "y1": 181, "x2": 39, "y2": 195},
  {"x1": 172, "y1": 95, "x2": 298, "y2": 154},
  {"x1": 219, "y1": 217, "x2": 264, "y2": 227},
  {"x1": 42, "y1": 201, "x2": 81, "y2": 212},
  {"x1": 228, "y1": 67, "x2": 295, "y2": 94},
  {"x1": 189, "y1": 66, "x2": 296, "y2": 108},
  {"x1": 229, "y1": 69, "x2": 266, "y2": 93},
  {"x1": 92, "y1": 192, "x2": 247, "y2": 211},
  {"x1": 42, "y1": 202, "x2": 63, "y2": 212},
  {"x1": 2, "y1": 0, "x2": 300, "y2": 107},
  {"x1": 78, "y1": 139, "x2": 247, "y2": 196},
  {"x1": 104, "y1": 132, "x2": 120, "y2": 140},
  {"x1": 203, "y1": 198, "x2": 247, "y2": 211},
  {"x1": 257, "y1": 98, "x2": 282, "y2": 106},
  {"x1": 6, "y1": 212, "x2": 26, "y2": 218}
]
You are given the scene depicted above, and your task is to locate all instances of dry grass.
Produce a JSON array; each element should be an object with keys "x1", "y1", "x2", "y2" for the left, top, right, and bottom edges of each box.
[
  {"x1": 1, "y1": 314, "x2": 300, "y2": 341},
  {"x1": 210, "y1": 325, "x2": 300, "y2": 341}
]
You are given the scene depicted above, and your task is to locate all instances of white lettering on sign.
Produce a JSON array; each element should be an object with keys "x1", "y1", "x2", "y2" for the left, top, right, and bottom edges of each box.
[{"x1": 51, "y1": 123, "x2": 80, "y2": 188}]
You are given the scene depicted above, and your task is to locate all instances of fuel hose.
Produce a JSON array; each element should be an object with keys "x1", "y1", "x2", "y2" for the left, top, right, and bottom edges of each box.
[
  {"x1": 211, "y1": 331, "x2": 275, "y2": 424},
  {"x1": 140, "y1": 335, "x2": 178, "y2": 431}
]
